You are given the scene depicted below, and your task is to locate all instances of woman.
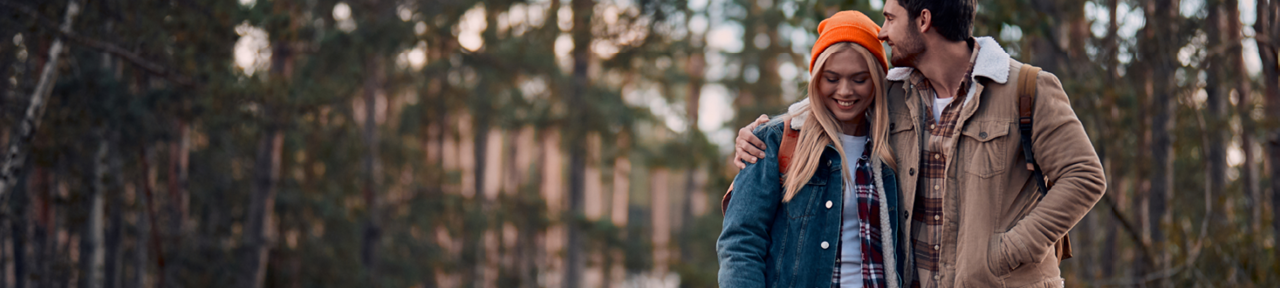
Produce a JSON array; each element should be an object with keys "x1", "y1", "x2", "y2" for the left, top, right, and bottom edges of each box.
[{"x1": 716, "y1": 11, "x2": 906, "y2": 288}]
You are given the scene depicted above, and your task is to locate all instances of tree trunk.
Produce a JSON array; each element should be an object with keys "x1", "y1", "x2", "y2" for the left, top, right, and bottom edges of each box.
[
  {"x1": 104, "y1": 149, "x2": 124, "y2": 288},
  {"x1": 241, "y1": 129, "x2": 283, "y2": 288},
  {"x1": 679, "y1": 51, "x2": 706, "y2": 263},
  {"x1": 1257, "y1": 0, "x2": 1280, "y2": 266},
  {"x1": 9, "y1": 158, "x2": 31, "y2": 288},
  {"x1": 1220, "y1": 0, "x2": 1263, "y2": 261},
  {"x1": 361, "y1": 55, "x2": 383, "y2": 288},
  {"x1": 131, "y1": 185, "x2": 149, "y2": 288},
  {"x1": 166, "y1": 120, "x2": 190, "y2": 238},
  {"x1": 1100, "y1": 0, "x2": 1121, "y2": 279},
  {"x1": 34, "y1": 168, "x2": 54, "y2": 288},
  {"x1": 1143, "y1": 0, "x2": 1179, "y2": 285},
  {"x1": 565, "y1": 0, "x2": 594, "y2": 287},
  {"x1": 79, "y1": 134, "x2": 108, "y2": 288},
  {"x1": 0, "y1": 0, "x2": 80, "y2": 206},
  {"x1": 139, "y1": 147, "x2": 167, "y2": 288},
  {"x1": 1205, "y1": 0, "x2": 1228, "y2": 215}
]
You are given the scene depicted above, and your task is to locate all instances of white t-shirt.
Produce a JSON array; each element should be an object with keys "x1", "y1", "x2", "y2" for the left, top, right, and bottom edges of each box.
[
  {"x1": 838, "y1": 134, "x2": 868, "y2": 287},
  {"x1": 931, "y1": 80, "x2": 977, "y2": 121},
  {"x1": 933, "y1": 95, "x2": 955, "y2": 121}
]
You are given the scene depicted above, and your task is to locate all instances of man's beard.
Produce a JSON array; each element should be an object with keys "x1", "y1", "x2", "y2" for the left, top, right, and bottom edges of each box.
[{"x1": 890, "y1": 24, "x2": 927, "y2": 67}]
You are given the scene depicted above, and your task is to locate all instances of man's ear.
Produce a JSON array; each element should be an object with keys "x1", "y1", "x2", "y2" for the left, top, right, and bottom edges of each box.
[{"x1": 916, "y1": 9, "x2": 932, "y2": 34}]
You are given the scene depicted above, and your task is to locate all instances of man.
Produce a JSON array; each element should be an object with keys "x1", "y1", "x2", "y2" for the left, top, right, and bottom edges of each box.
[{"x1": 732, "y1": 0, "x2": 1105, "y2": 287}]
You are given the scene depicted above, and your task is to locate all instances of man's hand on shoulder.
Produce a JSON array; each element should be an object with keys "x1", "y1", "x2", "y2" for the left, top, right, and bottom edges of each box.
[{"x1": 733, "y1": 114, "x2": 770, "y2": 169}]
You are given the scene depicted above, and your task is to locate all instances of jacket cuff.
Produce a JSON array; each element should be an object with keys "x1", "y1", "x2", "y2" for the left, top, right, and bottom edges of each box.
[{"x1": 1004, "y1": 227, "x2": 1047, "y2": 266}]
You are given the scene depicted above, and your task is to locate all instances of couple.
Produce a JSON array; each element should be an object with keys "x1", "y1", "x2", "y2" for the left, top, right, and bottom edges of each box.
[{"x1": 715, "y1": 0, "x2": 1106, "y2": 287}]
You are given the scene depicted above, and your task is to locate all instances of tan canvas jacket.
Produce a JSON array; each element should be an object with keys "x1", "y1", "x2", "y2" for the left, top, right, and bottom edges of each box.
[{"x1": 885, "y1": 37, "x2": 1106, "y2": 288}]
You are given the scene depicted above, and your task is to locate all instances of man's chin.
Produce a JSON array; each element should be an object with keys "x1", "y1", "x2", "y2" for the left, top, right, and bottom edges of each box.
[{"x1": 890, "y1": 56, "x2": 915, "y2": 68}]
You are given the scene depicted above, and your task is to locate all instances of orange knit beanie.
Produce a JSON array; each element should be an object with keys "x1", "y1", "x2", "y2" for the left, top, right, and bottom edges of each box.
[{"x1": 810, "y1": 11, "x2": 887, "y2": 73}]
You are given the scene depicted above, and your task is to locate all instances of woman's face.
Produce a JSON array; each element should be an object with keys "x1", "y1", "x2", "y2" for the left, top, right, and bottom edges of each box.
[{"x1": 816, "y1": 49, "x2": 874, "y2": 125}]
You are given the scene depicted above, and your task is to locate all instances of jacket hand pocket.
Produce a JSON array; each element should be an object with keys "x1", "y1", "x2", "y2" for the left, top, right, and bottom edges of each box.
[{"x1": 987, "y1": 232, "x2": 1020, "y2": 277}]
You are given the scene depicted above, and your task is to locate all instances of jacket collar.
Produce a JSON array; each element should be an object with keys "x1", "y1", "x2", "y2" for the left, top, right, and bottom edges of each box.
[
  {"x1": 788, "y1": 99, "x2": 810, "y2": 129},
  {"x1": 885, "y1": 36, "x2": 1011, "y2": 84}
]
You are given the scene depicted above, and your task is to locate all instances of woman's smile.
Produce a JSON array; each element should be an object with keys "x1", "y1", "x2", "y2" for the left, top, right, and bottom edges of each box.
[{"x1": 834, "y1": 99, "x2": 859, "y2": 110}]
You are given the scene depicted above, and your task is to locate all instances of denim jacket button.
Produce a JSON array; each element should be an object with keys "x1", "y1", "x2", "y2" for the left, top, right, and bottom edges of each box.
[
  {"x1": 821, "y1": 241, "x2": 830, "y2": 249},
  {"x1": 825, "y1": 201, "x2": 833, "y2": 209}
]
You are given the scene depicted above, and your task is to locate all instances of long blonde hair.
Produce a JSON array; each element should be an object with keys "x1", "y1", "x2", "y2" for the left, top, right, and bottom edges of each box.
[{"x1": 781, "y1": 42, "x2": 897, "y2": 202}]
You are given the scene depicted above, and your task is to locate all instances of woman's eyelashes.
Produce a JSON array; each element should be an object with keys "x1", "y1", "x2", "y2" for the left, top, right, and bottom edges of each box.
[{"x1": 826, "y1": 77, "x2": 866, "y2": 84}]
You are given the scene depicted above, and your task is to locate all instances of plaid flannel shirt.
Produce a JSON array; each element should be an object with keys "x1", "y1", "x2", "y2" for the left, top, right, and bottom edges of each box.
[
  {"x1": 910, "y1": 42, "x2": 980, "y2": 288},
  {"x1": 830, "y1": 138, "x2": 888, "y2": 288}
]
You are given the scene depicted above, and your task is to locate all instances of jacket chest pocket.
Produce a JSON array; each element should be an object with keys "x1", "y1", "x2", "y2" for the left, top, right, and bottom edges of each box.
[
  {"x1": 784, "y1": 178, "x2": 828, "y2": 220},
  {"x1": 960, "y1": 121, "x2": 1013, "y2": 178},
  {"x1": 889, "y1": 115, "x2": 918, "y2": 162}
]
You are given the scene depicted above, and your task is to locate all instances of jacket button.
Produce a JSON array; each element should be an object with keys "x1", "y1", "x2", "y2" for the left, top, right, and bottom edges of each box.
[
  {"x1": 979, "y1": 132, "x2": 988, "y2": 139},
  {"x1": 827, "y1": 160, "x2": 832, "y2": 167},
  {"x1": 825, "y1": 201, "x2": 833, "y2": 209},
  {"x1": 909, "y1": 168, "x2": 916, "y2": 176},
  {"x1": 821, "y1": 241, "x2": 830, "y2": 249}
]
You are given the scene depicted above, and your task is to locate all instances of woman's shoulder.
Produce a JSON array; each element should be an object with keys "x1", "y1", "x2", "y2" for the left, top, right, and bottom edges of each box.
[{"x1": 752, "y1": 117, "x2": 790, "y2": 144}]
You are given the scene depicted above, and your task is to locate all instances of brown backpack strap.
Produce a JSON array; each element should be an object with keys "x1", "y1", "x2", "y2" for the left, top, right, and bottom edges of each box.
[
  {"x1": 777, "y1": 118, "x2": 801, "y2": 175},
  {"x1": 1016, "y1": 64, "x2": 1047, "y2": 193},
  {"x1": 721, "y1": 118, "x2": 801, "y2": 215},
  {"x1": 1016, "y1": 64, "x2": 1072, "y2": 261}
]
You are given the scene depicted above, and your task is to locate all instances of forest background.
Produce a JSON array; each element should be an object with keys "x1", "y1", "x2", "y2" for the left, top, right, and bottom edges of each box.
[{"x1": 0, "y1": 0, "x2": 1276, "y2": 287}]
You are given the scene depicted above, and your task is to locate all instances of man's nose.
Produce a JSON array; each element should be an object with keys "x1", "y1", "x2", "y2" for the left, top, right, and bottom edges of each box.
[{"x1": 878, "y1": 29, "x2": 889, "y2": 41}]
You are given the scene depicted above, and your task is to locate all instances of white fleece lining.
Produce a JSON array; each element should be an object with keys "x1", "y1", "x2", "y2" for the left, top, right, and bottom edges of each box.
[
  {"x1": 872, "y1": 156, "x2": 899, "y2": 288},
  {"x1": 788, "y1": 98, "x2": 811, "y2": 129}
]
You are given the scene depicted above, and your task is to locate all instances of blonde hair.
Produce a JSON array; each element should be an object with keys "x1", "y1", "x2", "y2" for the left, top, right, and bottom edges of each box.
[{"x1": 781, "y1": 42, "x2": 897, "y2": 202}]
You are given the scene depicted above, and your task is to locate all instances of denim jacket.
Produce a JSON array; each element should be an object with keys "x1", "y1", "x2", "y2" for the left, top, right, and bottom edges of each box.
[{"x1": 717, "y1": 119, "x2": 907, "y2": 288}]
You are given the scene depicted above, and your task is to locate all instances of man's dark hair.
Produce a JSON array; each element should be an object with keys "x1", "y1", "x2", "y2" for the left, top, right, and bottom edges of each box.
[{"x1": 898, "y1": 0, "x2": 975, "y2": 42}]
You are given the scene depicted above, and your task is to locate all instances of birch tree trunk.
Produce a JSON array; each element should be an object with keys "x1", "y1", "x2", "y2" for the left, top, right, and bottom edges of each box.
[
  {"x1": 0, "y1": 0, "x2": 80, "y2": 206},
  {"x1": 78, "y1": 134, "x2": 108, "y2": 288}
]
